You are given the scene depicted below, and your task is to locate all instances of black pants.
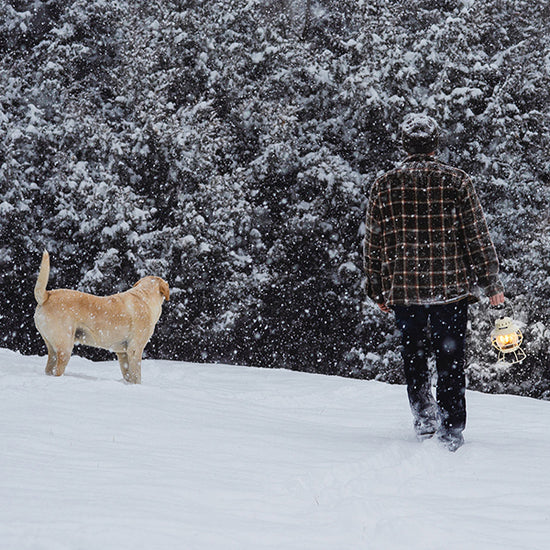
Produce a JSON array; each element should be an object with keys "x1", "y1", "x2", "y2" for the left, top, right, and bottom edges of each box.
[{"x1": 393, "y1": 300, "x2": 468, "y2": 434}]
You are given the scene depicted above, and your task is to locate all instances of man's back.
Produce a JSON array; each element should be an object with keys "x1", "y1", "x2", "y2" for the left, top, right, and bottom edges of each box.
[{"x1": 364, "y1": 153, "x2": 501, "y2": 306}]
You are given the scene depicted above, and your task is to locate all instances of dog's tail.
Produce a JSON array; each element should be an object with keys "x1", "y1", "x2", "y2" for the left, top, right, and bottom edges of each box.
[{"x1": 34, "y1": 250, "x2": 50, "y2": 306}]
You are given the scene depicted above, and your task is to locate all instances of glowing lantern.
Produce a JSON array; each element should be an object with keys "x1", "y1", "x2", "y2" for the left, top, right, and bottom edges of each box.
[{"x1": 490, "y1": 317, "x2": 526, "y2": 364}]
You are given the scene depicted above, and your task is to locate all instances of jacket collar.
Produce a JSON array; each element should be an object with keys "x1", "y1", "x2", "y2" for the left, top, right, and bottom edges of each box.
[{"x1": 403, "y1": 153, "x2": 438, "y2": 163}]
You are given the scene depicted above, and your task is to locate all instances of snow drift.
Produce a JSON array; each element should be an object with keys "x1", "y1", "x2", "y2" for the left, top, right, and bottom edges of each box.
[{"x1": 1, "y1": 348, "x2": 549, "y2": 549}]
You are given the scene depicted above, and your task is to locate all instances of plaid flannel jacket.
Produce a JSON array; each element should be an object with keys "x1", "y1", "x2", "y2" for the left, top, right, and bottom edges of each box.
[{"x1": 363, "y1": 154, "x2": 504, "y2": 306}]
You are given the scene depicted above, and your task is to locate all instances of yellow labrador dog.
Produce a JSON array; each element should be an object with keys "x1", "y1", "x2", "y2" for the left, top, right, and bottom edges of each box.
[{"x1": 34, "y1": 251, "x2": 169, "y2": 384}]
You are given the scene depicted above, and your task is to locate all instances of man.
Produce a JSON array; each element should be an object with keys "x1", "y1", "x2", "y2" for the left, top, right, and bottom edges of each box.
[{"x1": 363, "y1": 113, "x2": 504, "y2": 451}]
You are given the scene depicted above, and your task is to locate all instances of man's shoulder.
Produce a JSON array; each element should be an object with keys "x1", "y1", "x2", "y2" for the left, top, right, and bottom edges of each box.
[
  {"x1": 375, "y1": 167, "x2": 400, "y2": 183},
  {"x1": 428, "y1": 159, "x2": 469, "y2": 179},
  {"x1": 372, "y1": 157, "x2": 470, "y2": 194},
  {"x1": 391, "y1": 157, "x2": 470, "y2": 180},
  {"x1": 371, "y1": 169, "x2": 399, "y2": 194}
]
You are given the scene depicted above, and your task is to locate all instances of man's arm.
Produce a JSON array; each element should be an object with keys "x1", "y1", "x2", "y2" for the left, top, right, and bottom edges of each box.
[
  {"x1": 458, "y1": 175, "x2": 504, "y2": 299},
  {"x1": 363, "y1": 182, "x2": 386, "y2": 308}
]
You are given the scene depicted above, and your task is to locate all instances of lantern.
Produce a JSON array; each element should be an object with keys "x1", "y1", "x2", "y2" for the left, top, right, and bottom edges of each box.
[{"x1": 490, "y1": 317, "x2": 526, "y2": 364}]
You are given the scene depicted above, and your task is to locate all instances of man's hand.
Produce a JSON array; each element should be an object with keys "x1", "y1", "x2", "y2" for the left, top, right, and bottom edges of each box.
[
  {"x1": 489, "y1": 292, "x2": 505, "y2": 306},
  {"x1": 377, "y1": 302, "x2": 391, "y2": 313}
]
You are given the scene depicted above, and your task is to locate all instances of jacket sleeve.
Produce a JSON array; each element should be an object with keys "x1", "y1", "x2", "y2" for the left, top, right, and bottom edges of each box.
[
  {"x1": 457, "y1": 175, "x2": 504, "y2": 297},
  {"x1": 363, "y1": 182, "x2": 385, "y2": 303}
]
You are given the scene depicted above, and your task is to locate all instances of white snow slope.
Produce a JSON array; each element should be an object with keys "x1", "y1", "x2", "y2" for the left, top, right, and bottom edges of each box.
[{"x1": 1, "y1": 347, "x2": 549, "y2": 550}]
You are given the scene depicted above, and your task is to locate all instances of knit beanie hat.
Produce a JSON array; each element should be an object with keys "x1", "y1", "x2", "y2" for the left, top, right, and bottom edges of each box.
[{"x1": 401, "y1": 113, "x2": 439, "y2": 154}]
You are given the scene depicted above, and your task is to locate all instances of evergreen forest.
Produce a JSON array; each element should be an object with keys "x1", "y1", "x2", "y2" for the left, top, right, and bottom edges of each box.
[{"x1": 1, "y1": 0, "x2": 549, "y2": 397}]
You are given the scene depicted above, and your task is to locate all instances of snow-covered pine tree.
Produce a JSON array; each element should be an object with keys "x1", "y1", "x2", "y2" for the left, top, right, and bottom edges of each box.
[{"x1": 1, "y1": 0, "x2": 549, "y2": 396}]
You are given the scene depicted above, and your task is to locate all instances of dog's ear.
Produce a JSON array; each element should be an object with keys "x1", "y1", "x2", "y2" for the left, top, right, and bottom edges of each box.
[{"x1": 159, "y1": 279, "x2": 170, "y2": 302}]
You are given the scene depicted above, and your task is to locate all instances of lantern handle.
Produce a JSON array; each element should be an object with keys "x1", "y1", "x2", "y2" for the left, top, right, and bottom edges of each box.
[{"x1": 488, "y1": 302, "x2": 514, "y2": 322}]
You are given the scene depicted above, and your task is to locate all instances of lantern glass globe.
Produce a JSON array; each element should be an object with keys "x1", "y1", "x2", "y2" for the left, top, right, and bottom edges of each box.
[{"x1": 490, "y1": 317, "x2": 525, "y2": 364}]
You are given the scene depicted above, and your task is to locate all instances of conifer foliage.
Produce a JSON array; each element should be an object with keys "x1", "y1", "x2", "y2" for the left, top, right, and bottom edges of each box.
[{"x1": 1, "y1": 0, "x2": 549, "y2": 397}]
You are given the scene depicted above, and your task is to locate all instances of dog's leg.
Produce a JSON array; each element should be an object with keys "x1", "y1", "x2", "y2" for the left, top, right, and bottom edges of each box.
[
  {"x1": 117, "y1": 352, "x2": 130, "y2": 381},
  {"x1": 125, "y1": 348, "x2": 142, "y2": 384},
  {"x1": 52, "y1": 343, "x2": 73, "y2": 376},
  {"x1": 46, "y1": 346, "x2": 57, "y2": 375},
  {"x1": 44, "y1": 340, "x2": 57, "y2": 375}
]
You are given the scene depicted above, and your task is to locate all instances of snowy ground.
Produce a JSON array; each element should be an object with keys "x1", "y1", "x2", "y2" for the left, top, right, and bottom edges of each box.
[{"x1": 1, "y1": 347, "x2": 549, "y2": 550}]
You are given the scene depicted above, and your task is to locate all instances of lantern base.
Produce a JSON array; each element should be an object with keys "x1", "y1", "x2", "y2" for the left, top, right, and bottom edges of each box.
[{"x1": 497, "y1": 347, "x2": 526, "y2": 365}]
